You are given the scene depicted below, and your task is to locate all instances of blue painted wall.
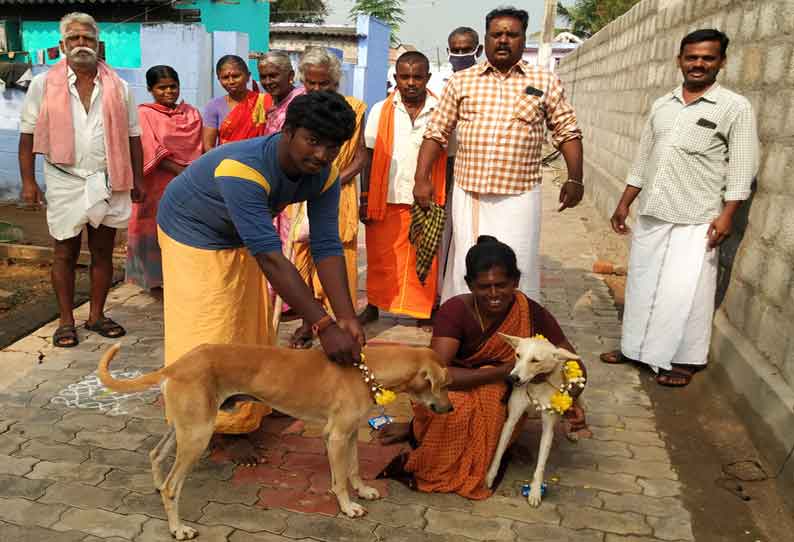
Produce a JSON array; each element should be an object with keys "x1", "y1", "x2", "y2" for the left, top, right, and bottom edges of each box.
[
  {"x1": 21, "y1": 21, "x2": 142, "y2": 68},
  {"x1": 176, "y1": 0, "x2": 269, "y2": 75}
]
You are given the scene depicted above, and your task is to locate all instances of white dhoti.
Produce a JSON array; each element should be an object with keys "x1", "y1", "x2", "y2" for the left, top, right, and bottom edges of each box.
[
  {"x1": 44, "y1": 162, "x2": 131, "y2": 241},
  {"x1": 621, "y1": 215, "x2": 717, "y2": 372},
  {"x1": 440, "y1": 183, "x2": 541, "y2": 303}
]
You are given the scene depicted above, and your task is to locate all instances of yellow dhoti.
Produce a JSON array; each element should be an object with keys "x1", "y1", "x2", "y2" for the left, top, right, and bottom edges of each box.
[{"x1": 158, "y1": 227, "x2": 273, "y2": 434}]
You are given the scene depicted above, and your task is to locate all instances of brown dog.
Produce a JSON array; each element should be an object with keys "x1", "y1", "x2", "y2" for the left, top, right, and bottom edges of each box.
[{"x1": 97, "y1": 343, "x2": 452, "y2": 540}]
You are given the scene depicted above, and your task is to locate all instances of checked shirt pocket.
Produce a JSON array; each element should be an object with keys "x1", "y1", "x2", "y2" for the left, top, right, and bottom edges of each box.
[
  {"x1": 513, "y1": 95, "x2": 544, "y2": 125},
  {"x1": 676, "y1": 121, "x2": 722, "y2": 155}
]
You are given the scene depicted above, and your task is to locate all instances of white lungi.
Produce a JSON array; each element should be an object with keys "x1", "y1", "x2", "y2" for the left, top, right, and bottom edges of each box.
[
  {"x1": 44, "y1": 162, "x2": 131, "y2": 241},
  {"x1": 440, "y1": 183, "x2": 541, "y2": 303},
  {"x1": 621, "y1": 215, "x2": 717, "y2": 372}
]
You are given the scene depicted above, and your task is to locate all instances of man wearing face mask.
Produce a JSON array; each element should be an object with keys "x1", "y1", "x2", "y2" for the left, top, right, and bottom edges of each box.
[
  {"x1": 416, "y1": 7, "x2": 584, "y2": 305},
  {"x1": 19, "y1": 12, "x2": 144, "y2": 348}
]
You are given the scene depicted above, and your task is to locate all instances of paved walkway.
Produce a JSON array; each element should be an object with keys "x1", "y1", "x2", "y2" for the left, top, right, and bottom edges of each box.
[{"x1": 0, "y1": 180, "x2": 693, "y2": 542}]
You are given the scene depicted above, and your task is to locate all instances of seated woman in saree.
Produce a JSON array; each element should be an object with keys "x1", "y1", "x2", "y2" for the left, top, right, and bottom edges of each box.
[
  {"x1": 202, "y1": 55, "x2": 268, "y2": 151},
  {"x1": 378, "y1": 235, "x2": 589, "y2": 500},
  {"x1": 126, "y1": 65, "x2": 203, "y2": 297}
]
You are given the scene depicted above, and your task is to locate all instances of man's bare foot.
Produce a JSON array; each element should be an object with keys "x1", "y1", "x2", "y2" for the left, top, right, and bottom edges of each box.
[
  {"x1": 377, "y1": 422, "x2": 411, "y2": 445},
  {"x1": 357, "y1": 304, "x2": 379, "y2": 326},
  {"x1": 217, "y1": 434, "x2": 266, "y2": 467},
  {"x1": 289, "y1": 322, "x2": 314, "y2": 349}
]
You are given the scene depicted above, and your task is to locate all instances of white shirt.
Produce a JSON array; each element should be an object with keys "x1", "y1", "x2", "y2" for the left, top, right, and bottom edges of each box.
[
  {"x1": 365, "y1": 91, "x2": 438, "y2": 205},
  {"x1": 20, "y1": 66, "x2": 141, "y2": 179}
]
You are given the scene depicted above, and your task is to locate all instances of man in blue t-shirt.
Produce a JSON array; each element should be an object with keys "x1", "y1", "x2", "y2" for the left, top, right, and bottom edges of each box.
[{"x1": 156, "y1": 91, "x2": 362, "y2": 464}]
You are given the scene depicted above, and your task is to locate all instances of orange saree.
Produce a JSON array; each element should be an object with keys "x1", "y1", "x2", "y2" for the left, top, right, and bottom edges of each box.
[{"x1": 218, "y1": 91, "x2": 270, "y2": 144}]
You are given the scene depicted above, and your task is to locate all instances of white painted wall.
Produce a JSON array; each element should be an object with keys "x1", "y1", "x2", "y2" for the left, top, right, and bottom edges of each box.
[{"x1": 211, "y1": 31, "x2": 249, "y2": 99}]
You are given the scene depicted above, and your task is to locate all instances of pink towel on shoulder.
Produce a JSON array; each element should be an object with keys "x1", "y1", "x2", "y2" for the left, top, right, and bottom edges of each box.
[{"x1": 32, "y1": 59, "x2": 133, "y2": 191}]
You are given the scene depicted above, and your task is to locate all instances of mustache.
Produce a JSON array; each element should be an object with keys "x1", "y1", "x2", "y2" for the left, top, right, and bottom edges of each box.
[{"x1": 69, "y1": 46, "x2": 97, "y2": 59}]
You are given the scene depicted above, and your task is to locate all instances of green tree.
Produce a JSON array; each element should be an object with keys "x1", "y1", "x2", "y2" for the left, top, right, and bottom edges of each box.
[
  {"x1": 558, "y1": 0, "x2": 641, "y2": 37},
  {"x1": 349, "y1": 0, "x2": 405, "y2": 46},
  {"x1": 270, "y1": 0, "x2": 327, "y2": 24}
]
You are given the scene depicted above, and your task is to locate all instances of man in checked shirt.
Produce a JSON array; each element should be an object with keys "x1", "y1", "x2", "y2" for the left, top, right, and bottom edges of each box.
[
  {"x1": 600, "y1": 29, "x2": 758, "y2": 387},
  {"x1": 414, "y1": 6, "x2": 584, "y2": 304}
]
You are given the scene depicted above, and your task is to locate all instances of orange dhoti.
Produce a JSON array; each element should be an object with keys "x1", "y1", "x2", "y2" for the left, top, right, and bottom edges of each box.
[
  {"x1": 365, "y1": 203, "x2": 438, "y2": 319},
  {"x1": 158, "y1": 227, "x2": 273, "y2": 434}
]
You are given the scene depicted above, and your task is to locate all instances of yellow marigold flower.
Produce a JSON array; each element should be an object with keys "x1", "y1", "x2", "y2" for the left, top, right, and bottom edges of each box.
[
  {"x1": 532, "y1": 334, "x2": 547, "y2": 341},
  {"x1": 564, "y1": 361, "x2": 583, "y2": 381},
  {"x1": 375, "y1": 388, "x2": 397, "y2": 406},
  {"x1": 549, "y1": 391, "x2": 573, "y2": 413}
]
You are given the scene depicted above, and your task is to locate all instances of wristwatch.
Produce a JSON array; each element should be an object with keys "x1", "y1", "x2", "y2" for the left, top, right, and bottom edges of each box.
[{"x1": 311, "y1": 314, "x2": 335, "y2": 336}]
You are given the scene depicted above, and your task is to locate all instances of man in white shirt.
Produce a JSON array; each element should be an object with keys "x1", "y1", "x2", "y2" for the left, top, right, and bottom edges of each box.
[
  {"x1": 19, "y1": 12, "x2": 144, "y2": 348},
  {"x1": 358, "y1": 51, "x2": 446, "y2": 324}
]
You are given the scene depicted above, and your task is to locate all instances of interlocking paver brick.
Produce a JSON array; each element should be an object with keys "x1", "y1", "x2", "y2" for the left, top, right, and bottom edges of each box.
[
  {"x1": 135, "y1": 517, "x2": 233, "y2": 542},
  {"x1": 554, "y1": 467, "x2": 641, "y2": 494},
  {"x1": 99, "y1": 469, "x2": 157, "y2": 493},
  {"x1": 73, "y1": 430, "x2": 149, "y2": 451},
  {"x1": 471, "y1": 495, "x2": 560, "y2": 525},
  {"x1": 200, "y1": 502, "x2": 289, "y2": 534},
  {"x1": 0, "y1": 520, "x2": 86, "y2": 542},
  {"x1": 559, "y1": 505, "x2": 651, "y2": 536},
  {"x1": 594, "y1": 457, "x2": 677, "y2": 480},
  {"x1": 39, "y1": 481, "x2": 129, "y2": 511},
  {"x1": 513, "y1": 523, "x2": 605, "y2": 542},
  {"x1": 81, "y1": 536, "x2": 130, "y2": 542},
  {"x1": 0, "y1": 433, "x2": 27, "y2": 455},
  {"x1": 282, "y1": 514, "x2": 378, "y2": 541},
  {"x1": 51, "y1": 507, "x2": 148, "y2": 539},
  {"x1": 0, "y1": 473, "x2": 52, "y2": 498},
  {"x1": 17, "y1": 439, "x2": 88, "y2": 463},
  {"x1": 600, "y1": 493, "x2": 687, "y2": 517},
  {"x1": 637, "y1": 478, "x2": 682, "y2": 498},
  {"x1": 89, "y1": 448, "x2": 151, "y2": 470},
  {"x1": 357, "y1": 499, "x2": 426, "y2": 529},
  {"x1": 590, "y1": 428, "x2": 665, "y2": 447},
  {"x1": 628, "y1": 445, "x2": 671, "y2": 463},
  {"x1": 229, "y1": 532, "x2": 314, "y2": 542},
  {"x1": 9, "y1": 422, "x2": 76, "y2": 443},
  {"x1": 385, "y1": 480, "x2": 472, "y2": 511},
  {"x1": 0, "y1": 496, "x2": 67, "y2": 528},
  {"x1": 57, "y1": 411, "x2": 128, "y2": 432},
  {"x1": 425, "y1": 509, "x2": 514, "y2": 541},
  {"x1": 605, "y1": 537, "x2": 664, "y2": 542},
  {"x1": 0, "y1": 453, "x2": 38, "y2": 475},
  {"x1": 374, "y1": 524, "x2": 475, "y2": 542},
  {"x1": 647, "y1": 515, "x2": 695, "y2": 541},
  {"x1": 26, "y1": 460, "x2": 110, "y2": 485}
]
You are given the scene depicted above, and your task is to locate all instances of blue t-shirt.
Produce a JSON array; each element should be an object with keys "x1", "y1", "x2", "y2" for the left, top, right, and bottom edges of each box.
[{"x1": 157, "y1": 134, "x2": 342, "y2": 260}]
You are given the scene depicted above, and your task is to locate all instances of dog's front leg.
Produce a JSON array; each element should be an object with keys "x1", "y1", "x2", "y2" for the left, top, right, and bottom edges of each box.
[
  {"x1": 325, "y1": 429, "x2": 366, "y2": 518},
  {"x1": 485, "y1": 390, "x2": 529, "y2": 488},
  {"x1": 528, "y1": 410, "x2": 559, "y2": 507},
  {"x1": 347, "y1": 430, "x2": 379, "y2": 501}
]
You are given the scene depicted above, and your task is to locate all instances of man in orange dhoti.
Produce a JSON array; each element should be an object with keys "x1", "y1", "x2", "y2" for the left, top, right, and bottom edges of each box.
[
  {"x1": 358, "y1": 51, "x2": 447, "y2": 325},
  {"x1": 290, "y1": 48, "x2": 367, "y2": 348}
]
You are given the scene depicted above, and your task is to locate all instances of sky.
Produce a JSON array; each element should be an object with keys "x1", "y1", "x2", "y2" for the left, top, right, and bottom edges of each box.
[{"x1": 324, "y1": 1, "x2": 575, "y2": 60}]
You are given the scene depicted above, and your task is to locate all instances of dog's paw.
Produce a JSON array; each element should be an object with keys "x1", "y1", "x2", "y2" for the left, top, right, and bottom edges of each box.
[
  {"x1": 171, "y1": 525, "x2": 198, "y2": 540},
  {"x1": 341, "y1": 501, "x2": 367, "y2": 518},
  {"x1": 357, "y1": 485, "x2": 380, "y2": 500},
  {"x1": 527, "y1": 489, "x2": 542, "y2": 508}
]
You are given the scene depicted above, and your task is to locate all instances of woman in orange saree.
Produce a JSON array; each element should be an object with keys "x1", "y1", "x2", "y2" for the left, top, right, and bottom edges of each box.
[
  {"x1": 378, "y1": 236, "x2": 588, "y2": 499},
  {"x1": 201, "y1": 55, "x2": 269, "y2": 151},
  {"x1": 126, "y1": 65, "x2": 203, "y2": 294}
]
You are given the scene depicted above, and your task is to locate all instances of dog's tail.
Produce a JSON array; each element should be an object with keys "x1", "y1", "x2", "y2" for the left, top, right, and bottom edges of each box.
[{"x1": 97, "y1": 343, "x2": 166, "y2": 392}]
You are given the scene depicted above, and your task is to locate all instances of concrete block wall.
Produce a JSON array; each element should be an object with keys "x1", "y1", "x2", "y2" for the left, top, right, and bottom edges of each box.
[{"x1": 557, "y1": 0, "x2": 794, "y2": 505}]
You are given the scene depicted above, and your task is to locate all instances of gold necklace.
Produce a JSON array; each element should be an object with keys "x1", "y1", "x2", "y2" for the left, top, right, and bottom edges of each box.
[{"x1": 473, "y1": 296, "x2": 486, "y2": 332}]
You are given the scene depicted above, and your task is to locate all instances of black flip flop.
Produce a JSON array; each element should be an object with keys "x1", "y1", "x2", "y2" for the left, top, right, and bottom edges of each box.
[
  {"x1": 53, "y1": 324, "x2": 79, "y2": 348},
  {"x1": 84, "y1": 317, "x2": 126, "y2": 338}
]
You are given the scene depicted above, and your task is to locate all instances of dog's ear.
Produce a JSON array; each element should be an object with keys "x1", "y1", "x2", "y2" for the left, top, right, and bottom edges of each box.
[
  {"x1": 420, "y1": 366, "x2": 443, "y2": 396},
  {"x1": 497, "y1": 333, "x2": 522, "y2": 351},
  {"x1": 554, "y1": 346, "x2": 580, "y2": 361}
]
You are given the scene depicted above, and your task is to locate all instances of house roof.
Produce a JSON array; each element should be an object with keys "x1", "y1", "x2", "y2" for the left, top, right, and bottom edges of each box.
[{"x1": 269, "y1": 23, "x2": 360, "y2": 39}]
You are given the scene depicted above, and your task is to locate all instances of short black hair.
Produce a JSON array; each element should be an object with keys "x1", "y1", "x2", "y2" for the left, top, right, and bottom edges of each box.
[
  {"x1": 680, "y1": 29, "x2": 730, "y2": 57},
  {"x1": 215, "y1": 54, "x2": 249, "y2": 76},
  {"x1": 284, "y1": 91, "x2": 356, "y2": 145},
  {"x1": 145, "y1": 65, "x2": 179, "y2": 88},
  {"x1": 448, "y1": 26, "x2": 480, "y2": 47},
  {"x1": 395, "y1": 51, "x2": 430, "y2": 73},
  {"x1": 464, "y1": 235, "x2": 521, "y2": 283},
  {"x1": 486, "y1": 6, "x2": 529, "y2": 34}
]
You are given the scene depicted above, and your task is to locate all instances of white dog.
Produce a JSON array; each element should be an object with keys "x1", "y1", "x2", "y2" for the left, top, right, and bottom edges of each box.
[{"x1": 484, "y1": 334, "x2": 585, "y2": 506}]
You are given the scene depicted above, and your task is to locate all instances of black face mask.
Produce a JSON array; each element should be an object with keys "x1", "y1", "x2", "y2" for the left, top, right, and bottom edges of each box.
[{"x1": 449, "y1": 51, "x2": 479, "y2": 72}]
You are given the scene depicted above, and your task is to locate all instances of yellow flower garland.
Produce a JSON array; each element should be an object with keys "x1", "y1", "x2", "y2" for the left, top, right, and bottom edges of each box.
[{"x1": 549, "y1": 391, "x2": 573, "y2": 413}]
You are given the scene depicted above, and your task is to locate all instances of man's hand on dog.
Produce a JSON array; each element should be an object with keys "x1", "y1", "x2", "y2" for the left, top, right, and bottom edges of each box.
[{"x1": 319, "y1": 319, "x2": 364, "y2": 365}]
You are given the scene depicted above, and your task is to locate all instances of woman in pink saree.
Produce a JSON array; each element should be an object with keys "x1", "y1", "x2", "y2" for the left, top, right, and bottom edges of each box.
[{"x1": 126, "y1": 66, "x2": 203, "y2": 295}]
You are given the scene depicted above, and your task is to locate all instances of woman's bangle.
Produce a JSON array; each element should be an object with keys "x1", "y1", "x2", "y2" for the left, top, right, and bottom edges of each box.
[
  {"x1": 360, "y1": 191, "x2": 369, "y2": 197},
  {"x1": 565, "y1": 179, "x2": 584, "y2": 187}
]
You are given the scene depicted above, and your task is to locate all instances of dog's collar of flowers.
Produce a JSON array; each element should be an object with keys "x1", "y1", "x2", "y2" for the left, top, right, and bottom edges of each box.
[
  {"x1": 353, "y1": 354, "x2": 396, "y2": 406},
  {"x1": 524, "y1": 336, "x2": 586, "y2": 414}
]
